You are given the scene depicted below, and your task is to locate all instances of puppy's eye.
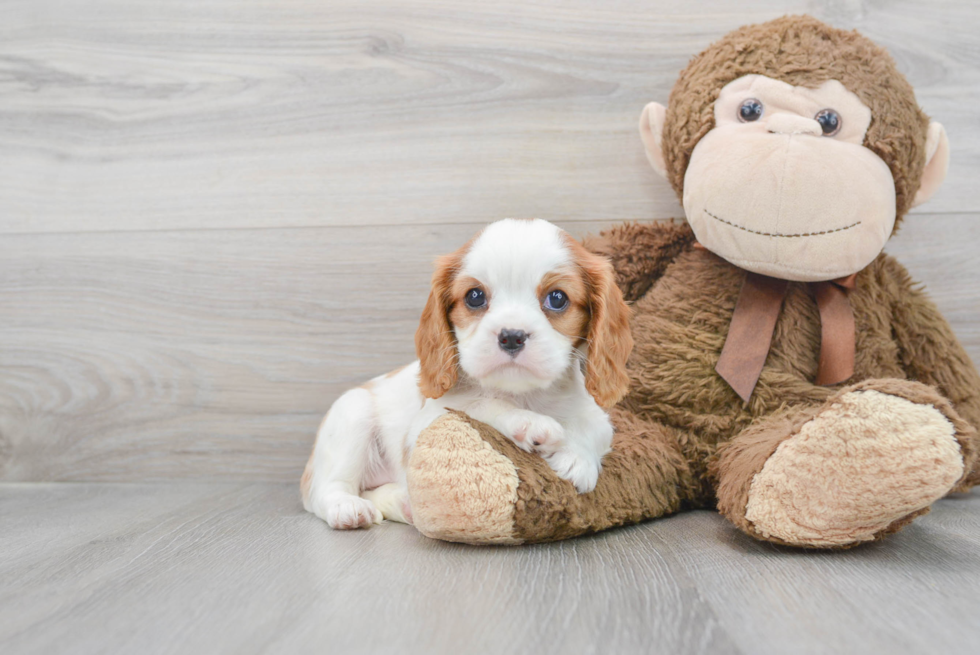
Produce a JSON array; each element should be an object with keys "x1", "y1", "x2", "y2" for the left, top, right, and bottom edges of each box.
[
  {"x1": 544, "y1": 289, "x2": 568, "y2": 311},
  {"x1": 815, "y1": 108, "x2": 842, "y2": 136},
  {"x1": 738, "y1": 98, "x2": 763, "y2": 122},
  {"x1": 464, "y1": 288, "x2": 486, "y2": 309}
]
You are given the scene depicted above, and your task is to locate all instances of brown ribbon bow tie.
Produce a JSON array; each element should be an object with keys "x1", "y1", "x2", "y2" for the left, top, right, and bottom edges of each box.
[{"x1": 715, "y1": 270, "x2": 858, "y2": 403}]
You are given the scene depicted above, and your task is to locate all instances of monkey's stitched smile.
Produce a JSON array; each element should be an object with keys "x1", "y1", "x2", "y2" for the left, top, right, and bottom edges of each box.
[{"x1": 704, "y1": 209, "x2": 862, "y2": 238}]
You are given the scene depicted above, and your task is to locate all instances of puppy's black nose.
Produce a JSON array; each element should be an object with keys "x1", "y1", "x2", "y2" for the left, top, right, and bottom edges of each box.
[{"x1": 498, "y1": 329, "x2": 527, "y2": 354}]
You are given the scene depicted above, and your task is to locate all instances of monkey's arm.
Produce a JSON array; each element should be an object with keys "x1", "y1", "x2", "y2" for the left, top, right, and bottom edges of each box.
[
  {"x1": 885, "y1": 256, "x2": 980, "y2": 484},
  {"x1": 583, "y1": 220, "x2": 696, "y2": 302}
]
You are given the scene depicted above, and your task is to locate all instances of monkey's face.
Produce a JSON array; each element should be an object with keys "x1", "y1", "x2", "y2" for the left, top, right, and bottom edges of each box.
[
  {"x1": 683, "y1": 75, "x2": 896, "y2": 281},
  {"x1": 640, "y1": 18, "x2": 950, "y2": 283}
]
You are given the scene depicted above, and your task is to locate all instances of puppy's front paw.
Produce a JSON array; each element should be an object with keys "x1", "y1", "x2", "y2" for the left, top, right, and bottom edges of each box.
[
  {"x1": 322, "y1": 493, "x2": 383, "y2": 530},
  {"x1": 545, "y1": 450, "x2": 601, "y2": 494},
  {"x1": 504, "y1": 411, "x2": 565, "y2": 454}
]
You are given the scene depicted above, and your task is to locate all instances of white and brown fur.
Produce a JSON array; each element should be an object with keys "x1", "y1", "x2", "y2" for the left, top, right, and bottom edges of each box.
[{"x1": 301, "y1": 218, "x2": 633, "y2": 529}]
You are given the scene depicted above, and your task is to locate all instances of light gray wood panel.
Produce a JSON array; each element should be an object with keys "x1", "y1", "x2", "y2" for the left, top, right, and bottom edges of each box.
[
  {"x1": 885, "y1": 214, "x2": 980, "y2": 343},
  {"x1": 647, "y1": 493, "x2": 980, "y2": 655},
  {"x1": 2, "y1": 215, "x2": 978, "y2": 482},
  {"x1": 1, "y1": 482, "x2": 978, "y2": 655},
  {"x1": 0, "y1": 483, "x2": 736, "y2": 655},
  {"x1": 0, "y1": 220, "x2": 622, "y2": 481},
  {"x1": 0, "y1": 0, "x2": 977, "y2": 235}
]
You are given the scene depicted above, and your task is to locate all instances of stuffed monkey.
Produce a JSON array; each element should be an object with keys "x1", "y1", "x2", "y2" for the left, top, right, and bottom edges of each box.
[{"x1": 405, "y1": 15, "x2": 980, "y2": 547}]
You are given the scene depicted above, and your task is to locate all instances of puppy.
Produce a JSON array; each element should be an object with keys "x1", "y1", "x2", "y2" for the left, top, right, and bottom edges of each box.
[{"x1": 301, "y1": 218, "x2": 633, "y2": 530}]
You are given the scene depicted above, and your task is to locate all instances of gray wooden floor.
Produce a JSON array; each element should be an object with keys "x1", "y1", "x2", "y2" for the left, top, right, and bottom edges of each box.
[
  {"x1": 2, "y1": 483, "x2": 979, "y2": 655},
  {"x1": 3, "y1": 1, "x2": 980, "y2": 653}
]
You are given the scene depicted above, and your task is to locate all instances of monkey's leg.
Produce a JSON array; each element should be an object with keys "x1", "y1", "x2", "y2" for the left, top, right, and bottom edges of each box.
[
  {"x1": 887, "y1": 255, "x2": 980, "y2": 490},
  {"x1": 713, "y1": 379, "x2": 977, "y2": 548},
  {"x1": 406, "y1": 408, "x2": 698, "y2": 545}
]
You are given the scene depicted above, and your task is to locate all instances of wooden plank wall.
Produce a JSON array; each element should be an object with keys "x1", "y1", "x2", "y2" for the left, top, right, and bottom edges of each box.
[{"x1": 2, "y1": 0, "x2": 978, "y2": 481}]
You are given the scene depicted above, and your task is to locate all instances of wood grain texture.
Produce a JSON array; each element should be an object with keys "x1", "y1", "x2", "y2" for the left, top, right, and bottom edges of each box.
[
  {"x1": 1, "y1": 482, "x2": 978, "y2": 655},
  {"x1": 0, "y1": 0, "x2": 978, "y2": 234},
  {"x1": 0, "y1": 220, "x2": 617, "y2": 481},
  {"x1": 3, "y1": 2, "x2": 980, "y2": 652},
  {"x1": 2, "y1": 215, "x2": 978, "y2": 482}
]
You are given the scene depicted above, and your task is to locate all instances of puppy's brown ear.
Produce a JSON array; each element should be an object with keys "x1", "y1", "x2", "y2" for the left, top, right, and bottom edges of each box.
[
  {"x1": 415, "y1": 253, "x2": 461, "y2": 399},
  {"x1": 577, "y1": 245, "x2": 633, "y2": 408}
]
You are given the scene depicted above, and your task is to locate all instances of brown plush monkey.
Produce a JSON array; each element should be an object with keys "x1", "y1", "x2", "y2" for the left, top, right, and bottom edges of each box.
[{"x1": 404, "y1": 16, "x2": 980, "y2": 547}]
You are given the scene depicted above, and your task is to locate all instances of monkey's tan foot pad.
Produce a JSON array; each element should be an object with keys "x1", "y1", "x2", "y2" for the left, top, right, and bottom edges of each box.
[
  {"x1": 744, "y1": 388, "x2": 965, "y2": 548},
  {"x1": 407, "y1": 410, "x2": 686, "y2": 545},
  {"x1": 407, "y1": 412, "x2": 525, "y2": 545}
]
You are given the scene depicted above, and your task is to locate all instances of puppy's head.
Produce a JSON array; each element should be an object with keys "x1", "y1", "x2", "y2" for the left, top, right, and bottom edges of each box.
[{"x1": 415, "y1": 219, "x2": 632, "y2": 407}]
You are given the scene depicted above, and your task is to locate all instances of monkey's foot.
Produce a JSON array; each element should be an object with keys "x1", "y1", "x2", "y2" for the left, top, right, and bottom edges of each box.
[
  {"x1": 743, "y1": 382, "x2": 967, "y2": 547},
  {"x1": 406, "y1": 410, "x2": 695, "y2": 545}
]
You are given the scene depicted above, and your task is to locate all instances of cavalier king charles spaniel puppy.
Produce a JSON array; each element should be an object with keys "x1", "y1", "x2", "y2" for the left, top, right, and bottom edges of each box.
[{"x1": 302, "y1": 218, "x2": 633, "y2": 530}]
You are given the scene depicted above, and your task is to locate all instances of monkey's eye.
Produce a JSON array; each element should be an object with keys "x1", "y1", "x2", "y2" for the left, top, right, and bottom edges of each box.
[
  {"x1": 544, "y1": 290, "x2": 568, "y2": 312},
  {"x1": 815, "y1": 109, "x2": 842, "y2": 136},
  {"x1": 464, "y1": 288, "x2": 486, "y2": 309},
  {"x1": 738, "y1": 98, "x2": 764, "y2": 122}
]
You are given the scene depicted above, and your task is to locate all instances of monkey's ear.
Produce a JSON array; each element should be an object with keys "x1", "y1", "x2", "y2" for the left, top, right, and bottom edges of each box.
[
  {"x1": 912, "y1": 121, "x2": 950, "y2": 208},
  {"x1": 639, "y1": 102, "x2": 668, "y2": 178}
]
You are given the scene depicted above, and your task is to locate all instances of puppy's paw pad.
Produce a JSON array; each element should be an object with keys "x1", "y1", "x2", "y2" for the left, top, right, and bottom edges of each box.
[
  {"x1": 546, "y1": 451, "x2": 600, "y2": 494},
  {"x1": 517, "y1": 415, "x2": 565, "y2": 454},
  {"x1": 324, "y1": 495, "x2": 382, "y2": 530}
]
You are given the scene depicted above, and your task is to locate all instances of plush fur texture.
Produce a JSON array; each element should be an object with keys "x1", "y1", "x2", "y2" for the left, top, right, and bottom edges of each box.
[
  {"x1": 408, "y1": 222, "x2": 980, "y2": 545},
  {"x1": 662, "y1": 15, "x2": 929, "y2": 227},
  {"x1": 407, "y1": 411, "x2": 522, "y2": 545},
  {"x1": 403, "y1": 17, "x2": 980, "y2": 547},
  {"x1": 722, "y1": 380, "x2": 971, "y2": 547},
  {"x1": 743, "y1": 389, "x2": 962, "y2": 547},
  {"x1": 409, "y1": 409, "x2": 695, "y2": 544}
]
